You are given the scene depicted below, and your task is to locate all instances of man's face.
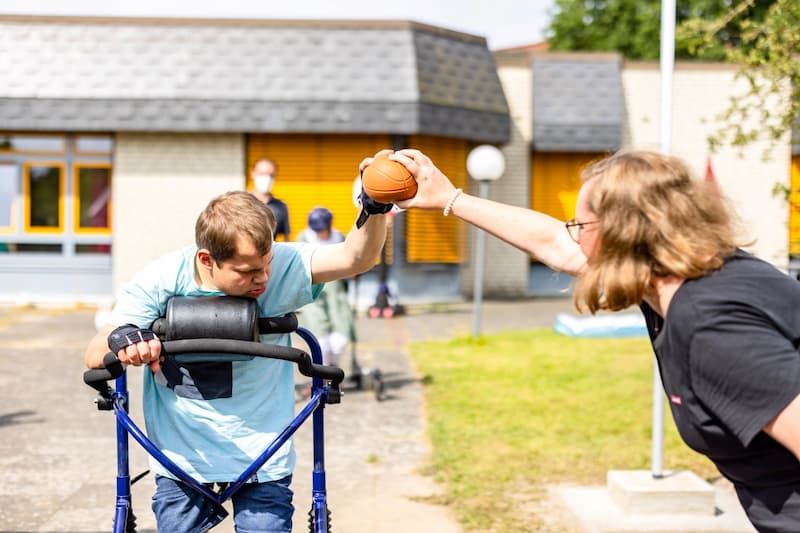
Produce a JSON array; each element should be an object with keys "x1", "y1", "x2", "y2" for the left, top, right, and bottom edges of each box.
[
  {"x1": 251, "y1": 160, "x2": 276, "y2": 181},
  {"x1": 208, "y1": 235, "x2": 273, "y2": 298}
]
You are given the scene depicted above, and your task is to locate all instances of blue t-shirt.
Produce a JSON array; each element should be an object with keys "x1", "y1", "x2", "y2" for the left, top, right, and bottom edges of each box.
[{"x1": 109, "y1": 242, "x2": 322, "y2": 483}]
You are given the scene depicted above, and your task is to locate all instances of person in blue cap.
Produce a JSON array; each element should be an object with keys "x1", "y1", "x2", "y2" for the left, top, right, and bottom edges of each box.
[{"x1": 297, "y1": 207, "x2": 355, "y2": 367}]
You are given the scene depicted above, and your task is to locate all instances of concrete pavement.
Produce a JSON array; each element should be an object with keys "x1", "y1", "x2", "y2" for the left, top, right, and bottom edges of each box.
[
  {"x1": 0, "y1": 298, "x2": 574, "y2": 533},
  {"x1": 0, "y1": 298, "x2": 756, "y2": 533}
]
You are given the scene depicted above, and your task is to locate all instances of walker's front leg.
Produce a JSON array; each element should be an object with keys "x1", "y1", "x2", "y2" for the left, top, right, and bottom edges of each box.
[
  {"x1": 309, "y1": 386, "x2": 330, "y2": 533},
  {"x1": 113, "y1": 372, "x2": 133, "y2": 533}
]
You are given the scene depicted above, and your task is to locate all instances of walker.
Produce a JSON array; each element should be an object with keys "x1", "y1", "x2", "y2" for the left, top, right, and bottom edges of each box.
[{"x1": 84, "y1": 295, "x2": 344, "y2": 533}]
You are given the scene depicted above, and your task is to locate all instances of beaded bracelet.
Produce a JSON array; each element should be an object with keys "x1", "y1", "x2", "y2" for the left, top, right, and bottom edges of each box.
[{"x1": 443, "y1": 188, "x2": 463, "y2": 217}]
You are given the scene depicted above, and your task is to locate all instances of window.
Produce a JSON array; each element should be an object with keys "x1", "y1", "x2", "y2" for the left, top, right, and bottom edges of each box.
[
  {"x1": 75, "y1": 164, "x2": 111, "y2": 232},
  {"x1": 0, "y1": 243, "x2": 63, "y2": 254},
  {"x1": 0, "y1": 134, "x2": 65, "y2": 154},
  {"x1": 0, "y1": 163, "x2": 17, "y2": 232},
  {"x1": 24, "y1": 162, "x2": 64, "y2": 232},
  {"x1": 74, "y1": 135, "x2": 113, "y2": 155}
]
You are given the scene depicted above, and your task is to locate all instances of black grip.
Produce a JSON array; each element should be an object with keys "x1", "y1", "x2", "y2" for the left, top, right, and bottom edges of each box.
[
  {"x1": 83, "y1": 352, "x2": 125, "y2": 393},
  {"x1": 151, "y1": 318, "x2": 167, "y2": 337},
  {"x1": 162, "y1": 338, "x2": 344, "y2": 384},
  {"x1": 257, "y1": 313, "x2": 298, "y2": 335}
]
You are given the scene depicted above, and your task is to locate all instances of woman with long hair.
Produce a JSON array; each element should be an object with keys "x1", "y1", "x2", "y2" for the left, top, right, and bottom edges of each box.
[{"x1": 394, "y1": 148, "x2": 800, "y2": 532}]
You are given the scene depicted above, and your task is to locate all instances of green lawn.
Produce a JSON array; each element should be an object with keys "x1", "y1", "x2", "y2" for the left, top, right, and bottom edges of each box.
[{"x1": 408, "y1": 329, "x2": 718, "y2": 532}]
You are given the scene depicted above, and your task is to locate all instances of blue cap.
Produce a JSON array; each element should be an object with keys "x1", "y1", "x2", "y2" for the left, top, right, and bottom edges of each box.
[{"x1": 308, "y1": 207, "x2": 333, "y2": 231}]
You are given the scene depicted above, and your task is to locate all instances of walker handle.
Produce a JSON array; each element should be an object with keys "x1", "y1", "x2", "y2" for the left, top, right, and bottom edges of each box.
[
  {"x1": 83, "y1": 352, "x2": 125, "y2": 394},
  {"x1": 161, "y1": 338, "x2": 344, "y2": 384},
  {"x1": 83, "y1": 339, "x2": 344, "y2": 391}
]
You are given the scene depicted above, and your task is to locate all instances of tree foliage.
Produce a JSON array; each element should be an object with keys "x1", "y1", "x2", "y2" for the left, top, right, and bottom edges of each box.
[
  {"x1": 679, "y1": 0, "x2": 800, "y2": 155},
  {"x1": 545, "y1": 0, "x2": 776, "y2": 60}
]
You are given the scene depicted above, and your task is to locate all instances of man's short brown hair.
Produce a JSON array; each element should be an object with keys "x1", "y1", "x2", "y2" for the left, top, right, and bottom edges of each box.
[{"x1": 195, "y1": 191, "x2": 276, "y2": 262}]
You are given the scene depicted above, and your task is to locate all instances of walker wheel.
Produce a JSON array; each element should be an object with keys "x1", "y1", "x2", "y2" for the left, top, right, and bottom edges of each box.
[
  {"x1": 308, "y1": 505, "x2": 332, "y2": 533},
  {"x1": 125, "y1": 508, "x2": 137, "y2": 532},
  {"x1": 368, "y1": 306, "x2": 381, "y2": 319},
  {"x1": 373, "y1": 372, "x2": 386, "y2": 401},
  {"x1": 381, "y1": 306, "x2": 395, "y2": 318}
]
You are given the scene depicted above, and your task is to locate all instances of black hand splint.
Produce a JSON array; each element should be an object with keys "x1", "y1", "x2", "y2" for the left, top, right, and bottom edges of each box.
[
  {"x1": 108, "y1": 323, "x2": 158, "y2": 354},
  {"x1": 355, "y1": 182, "x2": 392, "y2": 229}
]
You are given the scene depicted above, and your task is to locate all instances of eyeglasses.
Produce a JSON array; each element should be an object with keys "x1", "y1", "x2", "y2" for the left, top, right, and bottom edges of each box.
[{"x1": 565, "y1": 218, "x2": 599, "y2": 243}]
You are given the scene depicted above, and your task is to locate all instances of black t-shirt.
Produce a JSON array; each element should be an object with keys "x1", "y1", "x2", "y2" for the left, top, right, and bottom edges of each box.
[
  {"x1": 642, "y1": 250, "x2": 800, "y2": 532},
  {"x1": 266, "y1": 196, "x2": 290, "y2": 240}
]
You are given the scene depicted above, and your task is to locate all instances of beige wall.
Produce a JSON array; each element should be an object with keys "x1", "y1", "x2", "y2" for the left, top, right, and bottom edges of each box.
[
  {"x1": 112, "y1": 133, "x2": 245, "y2": 293},
  {"x1": 623, "y1": 62, "x2": 791, "y2": 269},
  {"x1": 471, "y1": 64, "x2": 534, "y2": 297}
]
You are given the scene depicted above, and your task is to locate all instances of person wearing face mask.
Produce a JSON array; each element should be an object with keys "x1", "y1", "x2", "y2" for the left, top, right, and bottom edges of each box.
[{"x1": 250, "y1": 157, "x2": 291, "y2": 241}]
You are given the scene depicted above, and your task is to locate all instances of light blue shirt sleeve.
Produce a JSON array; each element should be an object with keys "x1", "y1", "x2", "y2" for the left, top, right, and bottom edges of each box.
[
  {"x1": 257, "y1": 242, "x2": 324, "y2": 317},
  {"x1": 108, "y1": 246, "x2": 199, "y2": 329}
]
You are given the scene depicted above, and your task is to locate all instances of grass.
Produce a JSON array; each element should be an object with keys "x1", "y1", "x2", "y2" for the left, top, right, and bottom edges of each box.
[{"x1": 408, "y1": 329, "x2": 719, "y2": 532}]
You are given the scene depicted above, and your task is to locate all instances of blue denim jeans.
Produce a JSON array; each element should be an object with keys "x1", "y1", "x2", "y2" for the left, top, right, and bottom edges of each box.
[{"x1": 151, "y1": 474, "x2": 294, "y2": 533}]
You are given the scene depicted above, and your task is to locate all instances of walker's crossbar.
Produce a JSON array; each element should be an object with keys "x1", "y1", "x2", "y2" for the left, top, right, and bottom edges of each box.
[{"x1": 110, "y1": 386, "x2": 326, "y2": 507}]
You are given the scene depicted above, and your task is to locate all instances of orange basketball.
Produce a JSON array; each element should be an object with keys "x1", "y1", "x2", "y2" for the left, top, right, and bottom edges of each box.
[{"x1": 362, "y1": 156, "x2": 418, "y2": 203}]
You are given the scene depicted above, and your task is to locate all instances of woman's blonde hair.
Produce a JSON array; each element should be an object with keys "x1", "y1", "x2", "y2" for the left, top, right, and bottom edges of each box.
[
  {"x1": 573, "y1": 150, "x2": 742, "y2": 313},
  {"x1": 195, "y1": 191, "x2": 276, "y2": 262}
]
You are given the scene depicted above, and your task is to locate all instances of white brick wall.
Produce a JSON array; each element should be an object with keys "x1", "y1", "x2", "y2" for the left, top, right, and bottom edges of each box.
[
  {"x1": 623, "y1": 62, "x2": 790, "y2": 269},
  {"x1": 112, "y1": 133, "x2": 245, "y2": 292}
]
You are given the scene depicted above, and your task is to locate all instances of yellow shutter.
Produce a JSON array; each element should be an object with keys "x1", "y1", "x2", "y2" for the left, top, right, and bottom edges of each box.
[
  {"x1": 790, "y1": 155, "x2": 800, "y2": 256},
  {"x1": 247, "y1": 134, "x2": 392, "y2": 243},
  {"x1": 405, "y1": 135, "x2": 469, "y2": 263},
  {"x1": 530, "y1": 151, "x2": 606, "y2": 221},
  {"x1": 529, "y1": 151, "x2": 606, "y2": 261}
]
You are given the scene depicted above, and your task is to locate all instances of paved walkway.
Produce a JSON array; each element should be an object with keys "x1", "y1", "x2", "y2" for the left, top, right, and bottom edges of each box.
[{"x1": 0, "y1": 298, "x2": 575, "y2": 533}]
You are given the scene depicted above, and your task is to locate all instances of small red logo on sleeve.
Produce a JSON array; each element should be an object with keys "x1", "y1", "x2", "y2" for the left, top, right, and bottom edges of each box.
[{"x1": 669, "y1": 395, "x2": 682, "y2": 405}]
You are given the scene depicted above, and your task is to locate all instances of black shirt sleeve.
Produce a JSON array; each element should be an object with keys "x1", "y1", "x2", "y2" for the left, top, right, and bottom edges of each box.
[{"x1": 690, "y1": 306, "x2": 800, "y2": 447}]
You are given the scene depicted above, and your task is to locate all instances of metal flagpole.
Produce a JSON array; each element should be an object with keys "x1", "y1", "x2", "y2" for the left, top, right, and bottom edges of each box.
[{"x1": 652, "y1": 0, "x2": 676, "y2": 479}]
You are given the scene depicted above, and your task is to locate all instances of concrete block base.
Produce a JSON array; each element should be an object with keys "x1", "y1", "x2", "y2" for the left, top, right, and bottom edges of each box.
[
  {"x1": 552, "y1": 470, "x2": 757, "y2": 532},
  {"x1": 608, "y1": 470, "x2": 715, "y2": 515}
]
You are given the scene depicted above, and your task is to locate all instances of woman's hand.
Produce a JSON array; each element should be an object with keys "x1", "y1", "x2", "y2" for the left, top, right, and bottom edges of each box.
[{"x1": 389, "y1": 149, "x2": 459, "y2": 211}]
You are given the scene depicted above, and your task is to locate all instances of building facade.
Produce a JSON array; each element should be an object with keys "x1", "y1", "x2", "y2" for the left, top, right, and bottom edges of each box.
[
  {"x1": 1, "y1": 15, "x2": 796, "y2": 306},
  {"x1": 491, "y1": 47, "x2": 795, "y2": 297},
  {"x1": 0, "y1": 15, "x2": 510, "y2": 305}
]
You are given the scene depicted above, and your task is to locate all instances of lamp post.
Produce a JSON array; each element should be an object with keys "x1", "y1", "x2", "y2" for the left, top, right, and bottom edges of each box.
[{"x1": 466, "y1": 145, "x2": 506, "y2": 338}]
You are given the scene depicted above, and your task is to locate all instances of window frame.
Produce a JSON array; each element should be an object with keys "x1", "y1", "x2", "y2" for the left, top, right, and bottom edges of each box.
[
  {"x1": 73, "y1": 162, "x2": 113, "y2": 234},
  {"x1": 23, "y1": 161, "x2": 66, "y2": 234},
  {"x1": 0, "y1": 160, "x2": 19, "y2": 235}
]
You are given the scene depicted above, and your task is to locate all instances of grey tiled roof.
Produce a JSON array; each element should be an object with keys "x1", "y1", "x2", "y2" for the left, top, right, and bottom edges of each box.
[
  {"x1": 532, "y1": 53, "x2": 623, "y2": 152},
  {"x1": 0, "y1": 17, "x2": 509, "y2": 143}
]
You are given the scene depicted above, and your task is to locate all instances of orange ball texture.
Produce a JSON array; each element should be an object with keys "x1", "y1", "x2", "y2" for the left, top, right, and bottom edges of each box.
[{"x1": 362, "y1": 156, "x2": 418, "y2": 204}]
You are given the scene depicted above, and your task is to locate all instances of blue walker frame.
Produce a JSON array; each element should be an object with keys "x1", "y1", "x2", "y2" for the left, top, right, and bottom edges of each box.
[{"x1": 85, "y1": 324, "x2": 341, "y2": 533}]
